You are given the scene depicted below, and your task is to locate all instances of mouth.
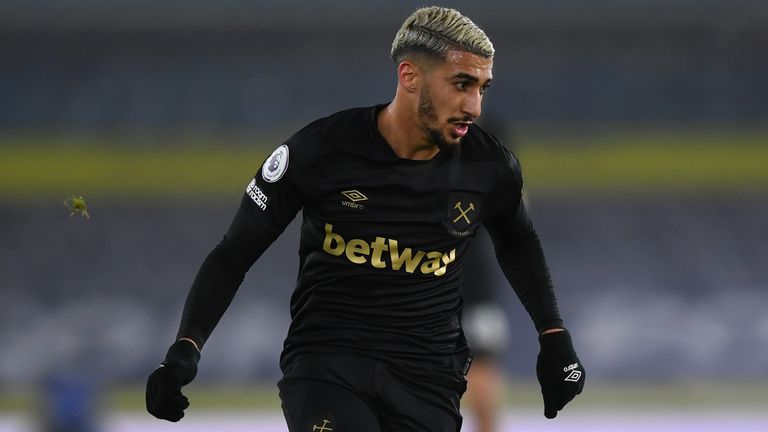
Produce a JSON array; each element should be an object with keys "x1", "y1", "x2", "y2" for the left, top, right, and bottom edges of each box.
[{"x1": 450, "y1": 122, "x2": 472, "y2": 138}]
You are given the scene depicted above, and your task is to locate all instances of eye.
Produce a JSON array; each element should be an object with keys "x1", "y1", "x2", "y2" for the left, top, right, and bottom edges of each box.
[
  {"x1": 455, "y1": 81, "x2": 470, "y2": 91},
  {"x1": 480, "y1": 84, "x2": 491, "y2": 95}
]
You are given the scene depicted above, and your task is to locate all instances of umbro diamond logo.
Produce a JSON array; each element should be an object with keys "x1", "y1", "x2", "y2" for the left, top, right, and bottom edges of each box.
[
  {"x1": 341, "y1": 190, "x2": 368, "y2": 209},
  {"x1": 565, "y1": 370, "x2": 582, "y2": 382},
  {"x1": 341, "y1": 190, "x2": 368, "y2": 202}
]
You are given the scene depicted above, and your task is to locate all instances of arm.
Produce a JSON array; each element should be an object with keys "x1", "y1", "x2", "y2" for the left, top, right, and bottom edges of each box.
[
  {"x1": 147, "y1": 144, "x2": 305, "y2": 422},
  {"x1": 175, "y1": 192, "x2": 299, "y2": 349},
  {"x1": 483, "y1": 152, "x2": 584, "y2": 419},
  {"x1": 484, "y1": 194, "x2": 563, "y2": 334}
]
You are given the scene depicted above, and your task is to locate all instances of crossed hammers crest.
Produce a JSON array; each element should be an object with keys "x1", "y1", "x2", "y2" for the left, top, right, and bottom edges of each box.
[{"x1": 452, "y1": 201, "x2": 475, "y2": 224}]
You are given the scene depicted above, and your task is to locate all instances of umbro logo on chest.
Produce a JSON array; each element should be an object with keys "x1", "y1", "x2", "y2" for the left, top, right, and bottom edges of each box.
[{"x1": 340, "y1": 189, "x2": 368, "y2": 209}]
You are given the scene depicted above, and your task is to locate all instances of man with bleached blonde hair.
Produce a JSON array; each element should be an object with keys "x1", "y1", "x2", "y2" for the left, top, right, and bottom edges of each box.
[
  {"x1": 146, "y1": 6, "x2": 584, "y2": 431},
  {"x1": 391, "y1": 6, "x2": 495, "y2": 63}
]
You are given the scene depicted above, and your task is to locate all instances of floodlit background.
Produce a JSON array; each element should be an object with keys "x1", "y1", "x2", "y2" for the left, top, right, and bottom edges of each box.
[{"x1": 1, "y1": 0, "x2": 767, "y2": 430}]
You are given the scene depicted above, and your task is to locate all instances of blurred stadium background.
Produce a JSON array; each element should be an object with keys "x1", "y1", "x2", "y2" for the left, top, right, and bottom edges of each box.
[{"x1": 1, "y1": 0, "x2": 767, "y2": 430}]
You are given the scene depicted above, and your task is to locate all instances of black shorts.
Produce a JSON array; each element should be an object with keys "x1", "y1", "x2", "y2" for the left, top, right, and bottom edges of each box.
[{"x1": 278, "y1": 353, "x2": 468, "y2": 432}]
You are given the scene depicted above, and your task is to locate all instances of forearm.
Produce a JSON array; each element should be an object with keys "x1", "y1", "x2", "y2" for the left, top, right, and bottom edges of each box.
[
  {"x1": 173, "y1": 184, "x2": 301, "y2": 348},
  {"x1": 491, "y1": 227, "x2": 563, "y2": 333},
  {"x1": 176, "y1": 240, "x2": 250, "y2": 349}
]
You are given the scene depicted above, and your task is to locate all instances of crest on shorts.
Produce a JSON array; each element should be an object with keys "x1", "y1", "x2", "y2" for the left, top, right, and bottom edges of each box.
[
  {"x1": 312, "y1": 419, "x2": 333, "y2": 431},
  {"x1": 262, "y1": 145, "x2": 289, "y2": 183}
]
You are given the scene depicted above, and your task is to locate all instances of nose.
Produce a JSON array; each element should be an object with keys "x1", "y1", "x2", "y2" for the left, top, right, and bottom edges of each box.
[{"x1": 462, "y1": 90, "x2": 482, "y2": 119}]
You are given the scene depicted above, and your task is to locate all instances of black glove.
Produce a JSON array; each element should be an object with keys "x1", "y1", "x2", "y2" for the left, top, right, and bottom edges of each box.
[
  {"x1": 146, "y1": 339, "x2": 201, "y2": 422},
  {"x1": 536, "y1": 329, "x2": 585, "y2": 419}
]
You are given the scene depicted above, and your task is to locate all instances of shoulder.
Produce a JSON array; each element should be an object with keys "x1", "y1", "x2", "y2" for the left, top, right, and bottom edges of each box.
[
  {"x1": 273, "y1": 108, "x2": 371, "y2": 165},
  {"x1": 260, "y1": 107, "x2": 375, "y2": 186},
  {"x1": 461, "y1": 126, "x2": 526, "y2": 217},
  {"x1": 290, "y1": 107, "x2": 372, "y2": 147},
  {"x1": 462, "y1": 124, "x2": 523, "y2": 183}
]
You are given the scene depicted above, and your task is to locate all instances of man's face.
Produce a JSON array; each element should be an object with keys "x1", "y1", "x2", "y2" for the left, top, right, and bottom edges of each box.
[{"x1": 417, "y1": 50, "x2": 493, "y2": 149}]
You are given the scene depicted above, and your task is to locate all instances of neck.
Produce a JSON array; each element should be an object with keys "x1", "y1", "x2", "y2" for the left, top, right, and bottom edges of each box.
[{"x1": 378, "y1": 93, "x2": 439, "y2": 160}]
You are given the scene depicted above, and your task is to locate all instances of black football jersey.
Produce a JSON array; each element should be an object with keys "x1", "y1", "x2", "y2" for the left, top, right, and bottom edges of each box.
[{"x1": 177, "y1": 105, "x2": 562, "y2": 380}]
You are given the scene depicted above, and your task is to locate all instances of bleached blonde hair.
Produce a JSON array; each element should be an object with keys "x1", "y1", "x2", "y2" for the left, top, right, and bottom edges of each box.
[{"x1": 391, "y1": 6, "x2": 494, "y2": 64}]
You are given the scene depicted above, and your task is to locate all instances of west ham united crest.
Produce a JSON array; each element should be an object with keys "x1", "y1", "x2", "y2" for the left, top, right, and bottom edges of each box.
[{"x1": 444, "y1": 191, "x2": 482, "y2": 238}]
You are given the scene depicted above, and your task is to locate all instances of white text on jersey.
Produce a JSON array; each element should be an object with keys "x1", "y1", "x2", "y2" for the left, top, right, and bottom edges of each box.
[{"x1": 246, "y1": 179, "x2": 269, "y2": 210}]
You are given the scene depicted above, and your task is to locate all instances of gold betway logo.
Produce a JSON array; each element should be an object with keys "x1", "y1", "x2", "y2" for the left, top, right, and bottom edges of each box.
[{"x1": 322, "y1": 223, "x2": 456, "y2": 276}]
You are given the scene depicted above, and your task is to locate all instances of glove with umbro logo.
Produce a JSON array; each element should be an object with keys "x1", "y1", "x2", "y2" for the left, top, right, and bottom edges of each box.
[{"x1": 536, "y1": 329, "x2": 585, "y2": 419}]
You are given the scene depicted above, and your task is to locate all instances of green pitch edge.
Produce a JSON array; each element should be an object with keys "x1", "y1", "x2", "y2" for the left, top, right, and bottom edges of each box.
[
  {"x1": 1, "y1": 133, "x2": 766, "y2": 199},
  {"x1": 0, "y1": 145, "x2": 268, "y2": 200},
  {"x1": 518, "y1": 142, "x2": 768, "y2": 194}
]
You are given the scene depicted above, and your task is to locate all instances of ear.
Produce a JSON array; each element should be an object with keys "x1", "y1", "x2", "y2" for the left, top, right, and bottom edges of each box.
[{"x1": 397, "y1": 60, "x2": 421, "y2": 93}]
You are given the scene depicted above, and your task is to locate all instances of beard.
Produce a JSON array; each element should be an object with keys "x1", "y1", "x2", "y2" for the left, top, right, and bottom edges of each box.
[{"x1": 418, "y1": 86, "x2": 458, "y2": 153}]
